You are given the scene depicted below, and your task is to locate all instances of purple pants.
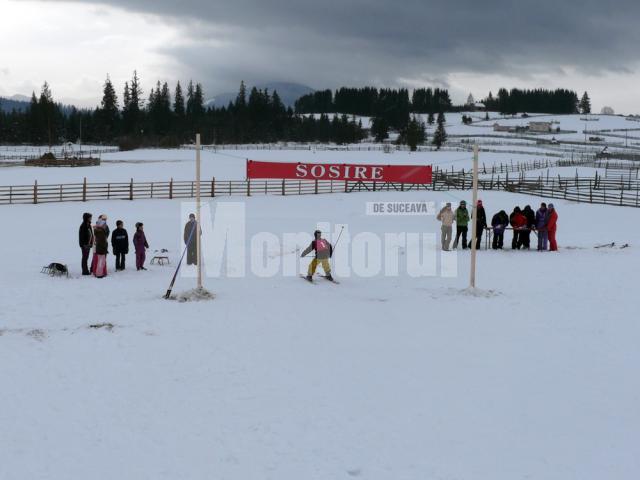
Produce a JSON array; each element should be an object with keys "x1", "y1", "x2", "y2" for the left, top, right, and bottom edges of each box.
[{"x1": 136, "y1": 250, "x2": 146, "y2": 269}]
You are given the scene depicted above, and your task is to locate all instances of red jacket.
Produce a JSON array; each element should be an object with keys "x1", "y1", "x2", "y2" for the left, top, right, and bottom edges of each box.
[
  {"x1": 511, "y1": 212, "x2": 527, "y2": 229},
  {"x1": 547, "y1": 210, "x2": 558, "y2": 232}
]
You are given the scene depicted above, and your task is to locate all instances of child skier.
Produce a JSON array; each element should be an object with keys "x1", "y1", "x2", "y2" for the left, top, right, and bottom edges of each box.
[
  {"x1": 111, "y1": 220, "x2": 129, "y2": 271},
  {"x1": 133, "y1": 222, "x2": 149, "y2": 271},
  {"x1": 301, "y1": 230, "x2": 333, "y2": 281}
]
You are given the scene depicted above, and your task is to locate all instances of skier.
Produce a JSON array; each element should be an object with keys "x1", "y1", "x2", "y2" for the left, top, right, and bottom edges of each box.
[
  {"x1": 521, "y1": 205, "x2": 536, "y2": 249},
  {"x1": 547, "y1": 203, "x2": 559, "y2": 251},
  {"x1": 184, "y1": 213, "x2": 200, "y2": 265},
  {"x1": 452, "y1": 200, "x2": 469, "y2": 249},
  {"x1": 93, "y1": 219, "x2": 109, "y2": 278},
  {"x1": 469, "y1": 199, "x2": 487, "y2": 249},
  {"x1": 111, "y1": 220, "x2": 129, "y2": 271},
  {"x1": 133, "y1": 222, "x2": 149, "y2": 270},
  {"x1": 301, "y1": 230, "x2": 333, "y2": 281},
  {"x1": 78, "y1": 212, "x2": 94, "y2": 275},
  {"x1": 535, "y1": 203, "x2": 550, "y2": 251},
  {"x1": 491, "y1": 210, "x2": 509, "y2": 249},
  {"x1": 436, "y1": 202, "x2": 454, "y2": 251}
]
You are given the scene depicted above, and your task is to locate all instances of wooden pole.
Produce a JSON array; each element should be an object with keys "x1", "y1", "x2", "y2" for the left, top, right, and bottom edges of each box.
[
  {"x1": 196, "y1": 133, "x2": 203, "y2": 290},
  {"x1": 470, "y1": 145, "x2": 479, "y2": 289}
]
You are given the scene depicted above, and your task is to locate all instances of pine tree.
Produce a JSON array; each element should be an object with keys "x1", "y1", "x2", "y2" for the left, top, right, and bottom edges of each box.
[
  {"x1": 371, "y1": 116, "x2": 389, "y2": 142},
  {"x1": 579, "y1": 92, "x2": 591, "y2": 114},
  {"x1": 236, "y1": 81, "x2": 247, "y2": 109},
  {"x1": 122, "y1": 71, "x2": 143, "y2": 134},
  {"x1": 427, "y1": 112, "x2": 435, "y2": 125},
  {"x1": 432, "y1": 112, "x2": 447, "y2": 150},
  {"x1": 405, "y1": 116, "x2": 426, "y2": 151},
  {"x1": 174, "y1": 81, "x2": 185, "y2": 116},
  {"x1": 98, "y1": 75, "x2": 119, "y2": 140}
]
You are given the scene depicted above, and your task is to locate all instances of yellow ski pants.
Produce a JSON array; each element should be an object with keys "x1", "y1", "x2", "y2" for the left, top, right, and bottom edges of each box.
[{"x1": 308, "y1": 258, "x2": 331, "y2": 276}]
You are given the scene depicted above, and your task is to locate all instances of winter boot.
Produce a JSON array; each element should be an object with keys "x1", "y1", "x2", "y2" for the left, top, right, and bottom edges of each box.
[
  {"x1": 325, "y1": 273, "x2": 334, "y2": 281},
  {"x1": 305, "y1": 275, "x2": 313, "y2": 282}
]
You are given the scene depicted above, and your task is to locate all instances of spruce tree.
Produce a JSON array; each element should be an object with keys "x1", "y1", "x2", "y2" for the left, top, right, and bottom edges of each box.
[
  {"x1": 405, "y1": 117, "x2": 426, "y2": 151},
  {"x1": 427, "y1": 112, "x2": 435, "y2": 125},
  {"x1": 174, "y1": 81, "x2": 185, "y2": 116},
  {"x1": 579, "y1": 92, "x2": 591, "y2": 114},
  {"x1": 98, "y1": 75, "x2": 119, "y2": 140},
  {"x1": 371, "y1": 116, "x2": 389, "y2": 142},
  {"x1": 432, "y1": 112, "x2": 447, "y2": 150}
]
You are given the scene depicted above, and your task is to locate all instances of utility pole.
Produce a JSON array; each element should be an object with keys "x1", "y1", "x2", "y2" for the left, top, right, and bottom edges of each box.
[
  {"x1": 196, "y1": 133, "x2": 202, "y2": 290},
  {"x1": 469, "y1": 145, "x2": 479, "y2": 289}
]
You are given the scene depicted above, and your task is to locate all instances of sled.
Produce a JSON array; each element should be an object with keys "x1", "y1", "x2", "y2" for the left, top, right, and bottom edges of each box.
[{"x1": 41, "y1": 262, "x2": 69, "y2": 277}]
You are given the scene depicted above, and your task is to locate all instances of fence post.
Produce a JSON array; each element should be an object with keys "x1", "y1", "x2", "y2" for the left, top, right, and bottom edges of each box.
[
  {"x1": 9, "y1": 186, "x2": 12, "y2": 204},
  {"x1": 107, "y1": 183, "x2": 111, "y2": 199},
  {"x1": 282, "y1": 179, "x2": 285, "y2": 196},
  {"x1": 129, "y1": 178, "x2": 134, "y2": 200},
  {"x1": 211, "y1": 177, "x2": 216, "y2": 197},
  {"x1": 151, "y1": 182, "x2": 154, "y2": 198},
  {"x1": 344, "y1": 180, "x2": 348, "y2": 193},
  {"x1": 169, "y1": 178, "x2": 173, "y2": 199},
  {"x1": 314, "y1": 179, "x2": 318, "y2": 194},
  {"x1": 33, "y1": 180, "x2": 38, "y2": 204},
  {"x1": 82, "y1": 177, "x2": 87, "y2": 202},
  {"x1": 247, "y1": 179, "x2": 251, "y2": 197},
  {"x1": 59, "y1": 184, "x2": 63, "y2": 202}
]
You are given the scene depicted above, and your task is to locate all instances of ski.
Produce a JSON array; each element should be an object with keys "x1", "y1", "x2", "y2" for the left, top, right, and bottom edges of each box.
[
  {"x1": 620, "y1": 243, "x2": 630, "y2": 249},
  {"x1": 319, "y1": 275, "x2": 340, "y2": 284},
  {"x1": 299, "y1": 274, "x2": 315, "y2": 284},
  {"x1": 595, "y1": 242, "x2": 615, "y2": 248}
]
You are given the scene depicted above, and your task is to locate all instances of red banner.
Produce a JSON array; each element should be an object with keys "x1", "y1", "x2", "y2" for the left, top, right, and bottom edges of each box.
[{"x1": 246, "y1": 160, "x2": 432, "y2": 184}]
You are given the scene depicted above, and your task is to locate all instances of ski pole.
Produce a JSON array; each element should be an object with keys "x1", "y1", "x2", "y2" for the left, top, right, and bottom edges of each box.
[
  {"x1": 333, "y1": 225, "x2": 345, "y2": 252},
  {"x1": 164, "y1": 222, "x2": 197, "y2": 299}
]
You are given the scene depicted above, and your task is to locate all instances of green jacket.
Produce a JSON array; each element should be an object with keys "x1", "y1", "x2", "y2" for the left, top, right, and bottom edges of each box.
[{"x1": 455, "y1": 207, "x2": 469, "y2": 226}]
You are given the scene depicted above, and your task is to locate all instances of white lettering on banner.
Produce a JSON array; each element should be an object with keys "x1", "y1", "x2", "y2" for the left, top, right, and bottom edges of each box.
[
  {"x1": 296, "y1": 164, "x2": 308, "y2": 178},
  {"x1": 294, "y1": 164, "x2": 388, "y2": 181}
]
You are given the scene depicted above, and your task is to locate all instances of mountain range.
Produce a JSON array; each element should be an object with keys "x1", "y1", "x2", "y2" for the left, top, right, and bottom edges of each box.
[{"x1": 205, "y1": 82, "x2": 314, "y2": 108}]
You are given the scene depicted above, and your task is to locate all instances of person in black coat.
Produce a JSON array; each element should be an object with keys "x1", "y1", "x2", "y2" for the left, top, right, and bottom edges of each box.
[
  {"x1": 521, "y1": 205, "x2": 536, "y2": 249},
  {"x1": 111, "y1": 220, "x2": 129, "y2": 271},
  {"x1": 469, "y1": 199, "x2": 487, "y2": 249},
  {"x1": 78, "y1": 212, "x2": 94, "y2": 275},
  {"x1": 184, "y1": 213, "x2": 201, "y2": 265},
  {"x1": 491, "y1": 210, "x2": 509, "y2": 249}
]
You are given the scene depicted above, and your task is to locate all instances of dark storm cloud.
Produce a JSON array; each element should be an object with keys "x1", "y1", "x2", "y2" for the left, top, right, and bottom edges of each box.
[{"x1": 48, "y1": 0, "x2": 640, "y2": 93}]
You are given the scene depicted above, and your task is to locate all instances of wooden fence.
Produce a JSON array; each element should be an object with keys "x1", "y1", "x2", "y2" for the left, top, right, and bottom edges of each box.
[{"x1": 2, "y1": 169, "x2": 639, "y2": 207}]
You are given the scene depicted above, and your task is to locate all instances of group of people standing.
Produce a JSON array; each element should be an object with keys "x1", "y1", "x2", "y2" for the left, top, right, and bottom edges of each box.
[
  {"x1": 78, "y1": 213, "x2": 149, "y2": 278},
  {"x1": 437, "y1": 200, "x2": 559, "y2": 252}
]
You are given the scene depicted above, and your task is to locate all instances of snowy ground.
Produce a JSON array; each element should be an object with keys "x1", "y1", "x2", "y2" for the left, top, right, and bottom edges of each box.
[
  {"x1": 0, "y1": 147, "x2": 552, "y2": 186},
  {"x1": 1, "y1": 185, "x2": 638, "y2": 479}
]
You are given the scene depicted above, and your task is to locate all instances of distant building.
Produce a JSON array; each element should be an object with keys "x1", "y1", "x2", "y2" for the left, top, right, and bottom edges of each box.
[
  {"x1": 528, "y1": 121, "x2": 552, "y2": 133},
  {"x1": 493, "y1": 123, "x2": 512, "y2": 132}
]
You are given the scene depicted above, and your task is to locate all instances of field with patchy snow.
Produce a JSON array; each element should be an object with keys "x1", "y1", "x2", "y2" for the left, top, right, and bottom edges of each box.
[{"x1": 1, "y1": 171, "x2": 638, "y2": 479}]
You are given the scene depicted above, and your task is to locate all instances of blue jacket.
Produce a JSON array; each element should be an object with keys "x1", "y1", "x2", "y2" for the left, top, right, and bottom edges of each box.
[{"x1": 535, "y1": 208, "x2": 549, "y2": 229}]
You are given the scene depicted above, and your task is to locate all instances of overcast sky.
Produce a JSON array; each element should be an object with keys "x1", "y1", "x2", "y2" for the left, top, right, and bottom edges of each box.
[{"x1": 2, "y1": 0, "x2": 640, "y2": 112}]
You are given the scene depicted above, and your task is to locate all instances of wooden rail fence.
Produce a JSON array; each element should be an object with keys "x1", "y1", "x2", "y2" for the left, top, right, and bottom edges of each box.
[{"x1": 2, "y1": 169, "x2": 640, "y2": 207}]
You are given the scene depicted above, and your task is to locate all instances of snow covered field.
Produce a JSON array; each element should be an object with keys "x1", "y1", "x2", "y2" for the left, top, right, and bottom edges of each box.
[{"x1": 1, "y1": 183, "x2": 638, "y2": 479}]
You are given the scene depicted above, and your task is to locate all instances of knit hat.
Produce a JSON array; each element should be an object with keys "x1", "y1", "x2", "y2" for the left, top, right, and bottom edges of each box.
[
  {"x1": 136, "y1": 222, "x2": 143, "y2": 228},
  {"x1": 477, "y1": 199, "x2": 483, "y2": 206},
  {"x1": 548, "y1": 203, "x2": 555, "y2": 209}
]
